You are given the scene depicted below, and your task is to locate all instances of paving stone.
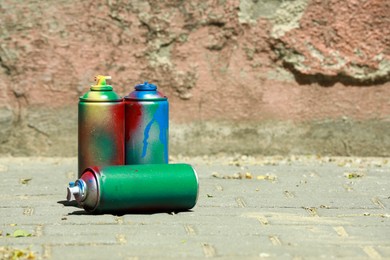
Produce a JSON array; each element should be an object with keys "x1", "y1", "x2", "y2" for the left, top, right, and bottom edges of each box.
[{"x1": 0, "y1": 156, "x2": 389, "y2": 259}]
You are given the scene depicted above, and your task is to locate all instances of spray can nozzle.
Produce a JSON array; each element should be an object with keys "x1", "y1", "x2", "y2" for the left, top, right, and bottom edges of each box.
[
  {"x1": 91, "y1": 75, "x2": 113, "y2": 91},
  {"x1": 67, "y1": 186, "x2": 80, "y2": 201},
  {"x1": 95, "y1": 75, "x2": 111, "y2": 85},
  {"x1": 66, "y1": 180, "x2": 86, "y2": 202}
]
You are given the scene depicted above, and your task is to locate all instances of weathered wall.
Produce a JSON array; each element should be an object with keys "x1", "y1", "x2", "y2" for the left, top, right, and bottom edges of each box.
[{"x1": 0, "y1": 0, "x2": 389, "y2": 156}]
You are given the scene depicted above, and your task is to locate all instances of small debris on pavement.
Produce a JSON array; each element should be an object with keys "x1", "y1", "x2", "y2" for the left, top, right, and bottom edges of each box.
[
  {"x1": 344, "y1": 172, "x2": 364, "y2": 179},
  {"x1": 0, "y1": 246, "x2": 35, "y2": 260},
  {"x1": 211, "y1": 172, "x2": 252, "y2": 179},
  {"x1": 11, "y1": 230, "x2": 32, "y2": 238},
  {"x1": 211, "y1": 171, "x2": 278, "y2": 181},
  {"x1": 20, "y1": 178, "x2": 32, "y2": 185},
  {"x1": 256, "y1": 174, "x2": 277, "y2": 182}
]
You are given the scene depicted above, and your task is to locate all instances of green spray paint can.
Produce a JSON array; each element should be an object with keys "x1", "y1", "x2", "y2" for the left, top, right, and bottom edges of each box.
[
  {"x1": 67, "y1": 164, "x2": 199, "y2": 213},
  {"x1": 78, "y1": 75, "x2": 124, "y2": 177}
]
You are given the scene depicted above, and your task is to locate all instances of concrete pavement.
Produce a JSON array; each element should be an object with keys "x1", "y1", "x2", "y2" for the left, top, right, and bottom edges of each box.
[{"x1": 0, "y1": 155, "x2": 389, "y2": 259}]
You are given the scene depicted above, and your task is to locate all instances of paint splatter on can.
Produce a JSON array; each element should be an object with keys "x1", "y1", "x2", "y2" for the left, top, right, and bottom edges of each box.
[
  {"x1": 78, "y1": 75, "x2": 124, "y2": 177},
  {"x1": 124, "y1": 82, "x2": 168, "y2": 164},
  {"x1": 67, "y1": 164, "x2": 199, "y2": 213}
]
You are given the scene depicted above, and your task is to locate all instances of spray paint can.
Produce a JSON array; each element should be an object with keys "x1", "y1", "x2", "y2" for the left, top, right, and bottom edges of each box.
[
  {"x1": 78, "y1": 75, "x2": 124, "y2": 177},
  {"x1": 67, "y1": 164, "x2": 199, "y2": 213},
  {"x1": 124, "y1": 82, "x2": 168, "y2": 165}
]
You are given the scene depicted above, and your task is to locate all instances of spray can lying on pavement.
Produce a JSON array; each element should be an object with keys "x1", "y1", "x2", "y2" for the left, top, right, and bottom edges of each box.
[
  {"x1": 67, "y1": 164, "x2": 198, "y2": 213},
  {"x1": 78, "y1": 75, "x2": 124, "y2": 177},
  {"x1": 124, "y1": 82, "x2": 168, "y2": 165}
]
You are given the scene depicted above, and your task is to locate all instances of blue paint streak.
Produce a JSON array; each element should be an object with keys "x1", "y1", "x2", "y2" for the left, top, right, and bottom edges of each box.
[
  {"x1": 141, "y1": 103, "x2": 168, "y2": 160},
  {"x1": 155, "y1": 103, "x2": 168, "y2": 162},
  {"x1": 141, "y1": 117, "x2": 155, "y2": 158}
]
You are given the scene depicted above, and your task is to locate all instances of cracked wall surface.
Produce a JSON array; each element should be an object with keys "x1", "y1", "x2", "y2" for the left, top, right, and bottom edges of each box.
[
  {"x1": 272, "y1": 0, "x2": 390, "y2": 82},
  {"x1": 0, "y1": 0, "x2": 389, "y2": 156}
]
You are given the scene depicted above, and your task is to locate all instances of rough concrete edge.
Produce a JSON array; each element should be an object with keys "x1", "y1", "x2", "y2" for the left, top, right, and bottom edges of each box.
[
  {"x1": 170, "y1": 119, "x2": 390, "y2": 157},
  {"x1": 1, "y1": 106, "x2": 389, "y2": 157}
]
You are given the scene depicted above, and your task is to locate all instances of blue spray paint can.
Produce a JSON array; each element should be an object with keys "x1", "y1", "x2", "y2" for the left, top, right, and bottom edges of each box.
[{"x1": 124, "y1": 82, "x2": 168, "y2": 164}]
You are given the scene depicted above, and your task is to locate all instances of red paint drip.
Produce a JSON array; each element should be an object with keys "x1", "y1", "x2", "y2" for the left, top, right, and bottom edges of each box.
[{"x1": 110, "y1": 103, "x2": 125, "y2": 164}]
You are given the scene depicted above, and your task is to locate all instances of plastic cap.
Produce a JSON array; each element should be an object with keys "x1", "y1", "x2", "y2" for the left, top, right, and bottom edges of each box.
[
  {"x1": 125, "y1": 81, "x2": 166, "y2": 101},
  {"x1": 135, "y1": 81, "x2": 157, "y2": 91},
  {"x1": 79, "y1": 75, "x2": 121, "y2": 101}
]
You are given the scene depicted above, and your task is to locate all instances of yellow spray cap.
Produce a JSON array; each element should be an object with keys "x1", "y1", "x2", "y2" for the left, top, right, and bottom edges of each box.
[
  {"x1": 91, "y1": 75, "x2": 113, "y2": 91},
  {"x1": 95, "y1": 75, "x2": 111, "y2": 86},
  {"x1": 80, "y1": 75, "x2": 121, "y2": 101}
]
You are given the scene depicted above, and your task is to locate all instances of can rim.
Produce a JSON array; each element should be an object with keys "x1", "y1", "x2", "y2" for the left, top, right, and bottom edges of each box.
[
  {"x1": 193, "y1": 167, "x2": 200, "y2": 207},
  {"x1": 124, "y1": 92, "x2": 167, "y2": 101},
  {"x1": 79, "y1": 97, "x2": 123, "y2": 102},
  {"x1": 81, "y1": 167, "x2": 101, "y2": 213}
]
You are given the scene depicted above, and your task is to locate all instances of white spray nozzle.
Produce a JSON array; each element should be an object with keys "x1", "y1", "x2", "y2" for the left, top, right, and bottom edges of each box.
[{"x1": 67, "y1": 185, "x2": 81, "y2": 201}]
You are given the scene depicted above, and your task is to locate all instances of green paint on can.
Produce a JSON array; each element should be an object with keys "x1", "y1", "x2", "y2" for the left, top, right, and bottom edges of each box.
[
  {"x1": 67, "y1": 164, "x2": 199, "y2": 213},
  {"x1": 78, "y1": 75, "x2": 124, "y2": 177}
]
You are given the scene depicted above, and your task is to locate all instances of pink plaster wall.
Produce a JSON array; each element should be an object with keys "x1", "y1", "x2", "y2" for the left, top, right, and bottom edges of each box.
[{"x1": 0, "y1": 0, "x2": 389, "y2": 156}]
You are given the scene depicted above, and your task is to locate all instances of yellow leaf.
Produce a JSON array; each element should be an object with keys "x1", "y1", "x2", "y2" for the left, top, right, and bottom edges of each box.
[
  {"x1": 20, "y1": 178, "x2": 32, "y2": 185},
  {"x1": 12, "y1": 230, "x2": 32, "y2": 238},
  {"x1": 27, "y1": 251, "x2": 36, "y2": 259}
]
